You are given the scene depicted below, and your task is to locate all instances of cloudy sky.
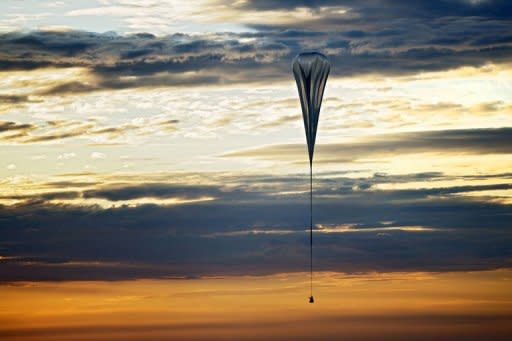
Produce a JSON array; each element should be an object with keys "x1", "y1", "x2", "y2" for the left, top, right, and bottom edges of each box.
[{"x1": 1, "y1": 0, "x2": 512, "y2": 284}]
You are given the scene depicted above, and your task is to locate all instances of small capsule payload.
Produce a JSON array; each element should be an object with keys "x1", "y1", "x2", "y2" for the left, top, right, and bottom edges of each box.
[{"x1": 292, "y1": 52, "x2": 330, "y2": 304}]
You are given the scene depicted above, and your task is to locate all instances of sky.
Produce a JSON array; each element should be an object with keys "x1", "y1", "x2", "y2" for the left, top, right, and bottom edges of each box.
[
  {"x1": 2, "y1": 270, "x2": 512, "y2": 340},
  {"x1": 0, "y1": 0, "x2": 512, "y2": 339}
]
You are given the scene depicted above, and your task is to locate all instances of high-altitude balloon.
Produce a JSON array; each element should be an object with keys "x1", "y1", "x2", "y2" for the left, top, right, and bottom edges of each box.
[
  {"x1": 292, "y1": 52, "x2": 330, "y2": 165},
  {"x1": 292, "y1": 52, "x2": 330, "y2": 304}
]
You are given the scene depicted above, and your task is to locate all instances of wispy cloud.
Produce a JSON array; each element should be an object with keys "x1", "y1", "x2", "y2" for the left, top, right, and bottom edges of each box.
[
  {"x1": 224, "y1": 127, "x2": 512, "y2": 163},
  {"x1": 0, "y1": 115, "x2": 180, "y2": 144}
]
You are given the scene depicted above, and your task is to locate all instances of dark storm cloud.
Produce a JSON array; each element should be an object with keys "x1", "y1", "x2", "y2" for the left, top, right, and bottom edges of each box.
[
  {"x1": 1, "y1": 168, "x2": 512, "y2": 281},
  {"x1": 225, "y1": 127, "x2": 512, "y2": 163},
  {"x1": 0, "y1": 0, "x2": 511, "y2": 95}
]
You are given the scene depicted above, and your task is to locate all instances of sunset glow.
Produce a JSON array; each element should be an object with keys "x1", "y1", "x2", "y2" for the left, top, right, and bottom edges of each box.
[
  {"x1": 2, "y1": 270, "x2": 512, "y2": 340},
  {"x1": 1, "y1": 1, "x2": 511, "y2": 340}
]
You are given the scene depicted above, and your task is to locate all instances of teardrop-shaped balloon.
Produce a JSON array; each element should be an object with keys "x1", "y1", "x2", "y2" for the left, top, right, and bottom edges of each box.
[{"x1": 292, "y1": 52, "x2": 330, "y2": 164}]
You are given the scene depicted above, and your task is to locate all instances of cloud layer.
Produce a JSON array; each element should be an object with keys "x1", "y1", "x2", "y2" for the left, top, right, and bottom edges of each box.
[
  {"x1": 1, "y1": 1, "x2": 512, "y2": 282},
  {"x1": 1, "y1": 165, "x2": 512, "y2": 281},
  {"x1": 2, "y1": 0, "x2": 512, "y2": 95}
]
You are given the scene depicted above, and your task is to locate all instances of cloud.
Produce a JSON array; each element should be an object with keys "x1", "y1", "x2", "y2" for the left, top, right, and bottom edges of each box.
[
  {"x1": 224, "y1": 127, "x2": 512, "y2": 163},
  {"x1": 256, "y1": 114, "x2": 300, "y2": 129},
  {"x1": 0, "y1": 95, "x2": 30, "y2": 104},
  {"x1": 90, "y1": 152, "x2": 106, "y2": 159},
  {"x1": 1, "y1": 8, "x2": 511, "y2": 95},
  {"x1": 0, "y1": 116, "x2": 180, "y2": 144},
  {"x1": 24, "y1": 123, "x2": 96, "y2": 143},
  {"x1": 0, "y1": 190, "x2": 80, "y2": 203},
  {"x1": 240, "y1": 0, "x2": 512, "y2": 19},
  {"x1": 0, "y1": 194, "x2": 510, "y2": 281},
  {"x1": 0, "y1": 1, "x2": 511, "y2": 282},
  {"x1": 0, "y1": 120, "x2": 94, "y2": 144},
  {"x1": 82, "y1": 183, "x2": 223, "y2": 201},
  {"x1": 0, "y1": 121, "x2": 34, "y2": 133},
  {"x1": 1, "y1": 169, "x2": 512, "y2": 281},
  {"x1": 57, "y1": 152, "x2": 76, "y2": 160},
  {"x1": 0, "y1": 121, "x2": 37, "y2": 141},
  {"x1": 5, "y1": 170, "x2": 511, "y2": 206}
]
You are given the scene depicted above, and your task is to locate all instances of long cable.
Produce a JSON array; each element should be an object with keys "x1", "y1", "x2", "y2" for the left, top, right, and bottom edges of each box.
[{"x1": 310, "y1": 161, "x2": 313, "y2": 299}]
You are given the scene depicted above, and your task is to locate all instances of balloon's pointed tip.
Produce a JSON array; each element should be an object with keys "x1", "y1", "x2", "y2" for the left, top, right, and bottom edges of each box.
[{"x1": 309, "y1": 296, "x2": 314, "y2": 304}]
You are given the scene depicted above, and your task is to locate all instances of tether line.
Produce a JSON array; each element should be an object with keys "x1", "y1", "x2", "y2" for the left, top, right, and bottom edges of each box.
[{"x1": 310, "y1": 161, "x2": 313, "y2": 299}]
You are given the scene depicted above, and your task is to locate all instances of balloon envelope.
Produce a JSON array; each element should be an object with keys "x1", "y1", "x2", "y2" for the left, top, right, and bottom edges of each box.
[{"x1": 292, "y1": 52, "x2": 330, "y2": 164}]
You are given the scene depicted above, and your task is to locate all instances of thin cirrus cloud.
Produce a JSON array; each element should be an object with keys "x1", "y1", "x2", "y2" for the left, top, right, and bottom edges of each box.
[
  {"x1": 224, "y1": 127, "x2": 512, "y2": 163},
  {"x1": 0, "y1": 117, "x2": 179, "y2": 144}
]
